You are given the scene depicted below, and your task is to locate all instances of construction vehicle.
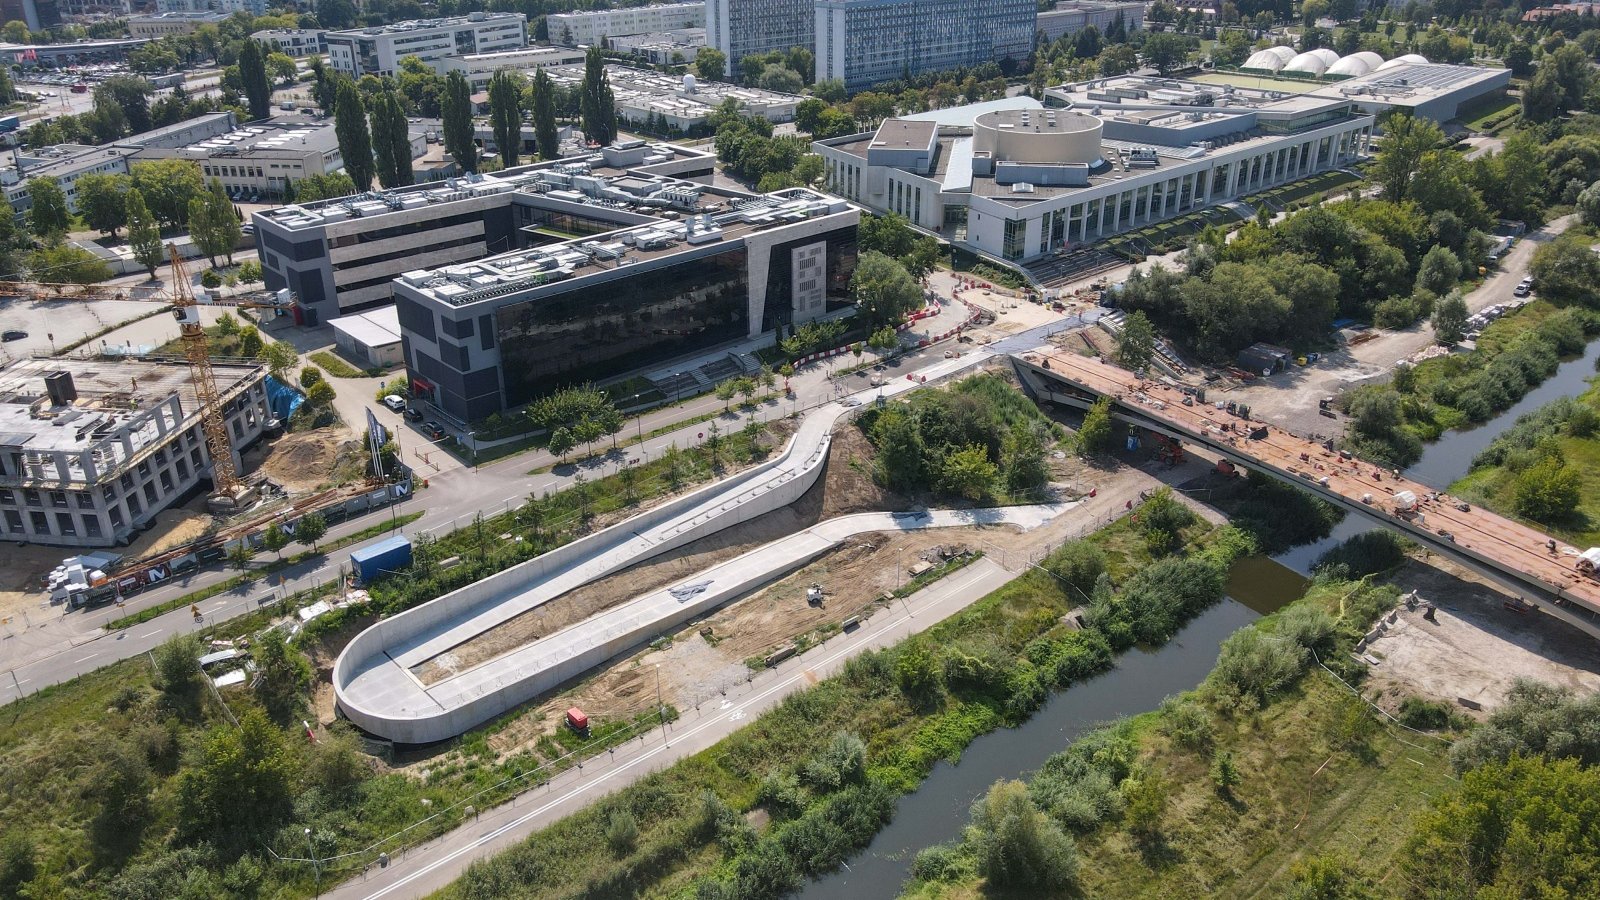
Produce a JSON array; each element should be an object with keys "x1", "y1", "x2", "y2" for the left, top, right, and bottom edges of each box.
[{"x1": 1577, "y1": 548, "x2": 1600, "y2": 577}]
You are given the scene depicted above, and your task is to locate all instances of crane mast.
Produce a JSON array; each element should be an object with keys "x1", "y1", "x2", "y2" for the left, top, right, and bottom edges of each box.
[{"x1": 167, "y1": 245, "x2": 243, "y2": 501}]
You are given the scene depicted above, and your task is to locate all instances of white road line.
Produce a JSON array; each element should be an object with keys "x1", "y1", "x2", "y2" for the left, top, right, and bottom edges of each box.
[
  {"x1": 357, "y1": 564, "x2": 996, "y2": 900},
  {"x1": 137, "y1": 630, "x2": 162, "y2": 639},
  {"x1": 76, "y1": 654, "x2": 97, "y2": 663}
]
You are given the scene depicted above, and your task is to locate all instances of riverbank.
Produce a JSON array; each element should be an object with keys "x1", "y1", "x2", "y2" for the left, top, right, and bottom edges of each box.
[{"x1": 897, "y1": 574, "x2": 1461, "y2": 899}]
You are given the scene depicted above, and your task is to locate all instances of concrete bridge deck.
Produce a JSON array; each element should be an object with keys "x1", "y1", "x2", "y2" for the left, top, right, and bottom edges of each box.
[{"x1": 1013, "y1": 348, "x2": 1600, "y2": 640}]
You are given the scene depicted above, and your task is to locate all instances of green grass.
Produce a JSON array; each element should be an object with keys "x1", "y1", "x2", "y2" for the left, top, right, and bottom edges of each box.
[
  {"x1": 308, "y1": 350, "x2": 370, "y2": 378},
  {"x1": 1458, "y1": 95, "x2": 1520, "y2": 133}
]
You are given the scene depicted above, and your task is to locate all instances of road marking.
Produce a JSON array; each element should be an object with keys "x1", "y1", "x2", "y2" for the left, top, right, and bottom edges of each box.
[
  {"x1": 76, "y1": 653, "x2": 97, "y2": 663},
  {"x1": 137, "y1": 630, "x2": 162, "y2": 639},
  {"x1": 356, "y1": 563, "x2": 999, "y2": 900}
]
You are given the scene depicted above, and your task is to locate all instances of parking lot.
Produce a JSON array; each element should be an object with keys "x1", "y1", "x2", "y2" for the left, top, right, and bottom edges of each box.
[{"x1": 0, "y1": 296, "x2": 169, "y2": 363}]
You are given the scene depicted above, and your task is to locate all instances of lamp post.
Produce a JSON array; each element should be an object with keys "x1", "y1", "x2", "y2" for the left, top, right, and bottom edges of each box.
[
  {"x1": 305, "y1": 827, "x2": 320, "y2": 898},
  {"x1": 655, "y1": 663, "x2": 666, "y2": 732}
]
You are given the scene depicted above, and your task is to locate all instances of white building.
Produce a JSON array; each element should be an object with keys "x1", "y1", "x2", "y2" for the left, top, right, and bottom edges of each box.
[
  {"x1": 157, "y1": 0, "x2": 263, "y2": 15},
  {"x1": 330, "y1": 306, "x2": 404, "y2": 369},
  {"x1": 128, "y1": 11, "x2": 230, "y2": 38},
  {"x1": 814, "y1": 0, "x2": 1037, "y2": 92},
  {"x1": 548, "y1": 2, "x2": 705, "y2": 48},
  {"x1": 1036, "y1": 0, "x2": 1144, "y2": 42},
  {"x1": 440, "y1": 45, "x2": 585, "y2": 91},
  {"x1": 542, "y1": 64, "x2": 799, "y2": 133},
  {"x1": 611, "y1": 28, "x2": 706, "y2": 65},
  {"x1": 252, "y1": 28, "x2": 327, "y2": 58},
  {"x1": 324, "y1": 13, "x2": 528, "y2": 79},
  {"x1": 815, "y1": 81, "x2": 1376, "y2": 268}
]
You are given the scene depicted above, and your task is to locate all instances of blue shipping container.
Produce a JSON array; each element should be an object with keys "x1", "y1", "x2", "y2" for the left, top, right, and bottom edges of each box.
[
  {"x1": 0, "y1": 116, "x2": 20, "y2": 134},
  {"x1": 350, "y1": 534, "x2": 412, "y2": 585}
]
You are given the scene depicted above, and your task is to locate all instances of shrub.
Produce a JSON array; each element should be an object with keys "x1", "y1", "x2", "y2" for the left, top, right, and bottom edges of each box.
[
  {"x1": 1314, "y1": 530, "x2": 1409, "y2": 578},
  {"x1": 1448, "y1": 679, "x2": 1600, "y2": 772},
  {"x1": 1158, "y1": 695, "x2": 1215, "y2": 750},
  {"x1": 909, "y1": 843, "x2": 971, "y2": 884},
  {"x1": 894, "y1": 641, "x2": 945, "y2": 710},
  {"x1": 1210, "y1": 749, "x2": 1241, "y2": 795},
  {"x1": 1397, "y1": 697, "x2": 1454, "y2": 731},
  {"x1": 967, "y1": 780, "x2": 1080, "y2": 891},
  {"x1": 605, "y1": 807, "x2": 639, "y2": 855},
  {"x1": 1208, "y1": 628, "x2": 1310, "y2": 708},
  {"x1": 1276, "y1": 604, "x2": 1336, "y2": 655},
  {"x1": 800, "y1": 732, "x2": 867, "y2": 793},
  {"x1": 1043, "y1": 540, "x2": 1105, "y2": 602}
]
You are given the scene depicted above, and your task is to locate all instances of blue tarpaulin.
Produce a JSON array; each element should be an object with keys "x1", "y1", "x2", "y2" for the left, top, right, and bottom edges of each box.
[{"x1": 263, "y1": 375, "x2": 303, "y2": 422}]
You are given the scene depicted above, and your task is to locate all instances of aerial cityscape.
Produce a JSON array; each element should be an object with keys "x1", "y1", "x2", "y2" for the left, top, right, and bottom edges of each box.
[{"x1": 3, "y1": 0, "x2": 1600, "y2": 897}]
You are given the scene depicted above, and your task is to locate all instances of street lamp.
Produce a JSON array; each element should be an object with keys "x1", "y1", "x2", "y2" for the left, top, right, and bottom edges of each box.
[{"x1": 305, "y1": 827, "x2": 320, "y2": 898}]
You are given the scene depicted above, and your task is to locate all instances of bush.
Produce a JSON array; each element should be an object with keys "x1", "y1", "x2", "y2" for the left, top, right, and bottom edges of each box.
[
  {"x1": 1513, "y1": 456, "x2": 1581, "y2": 521},
  {"x1": 1276, "y1": 604, "x2": 1336, "y2": 655},
  {"x1": 909, "y1": 843, "x2": 971, "y2": 884},
  {"x1": 968, "y1": 780, "x2": 1080, "y2": 891},
  {"x1": 800, "y1": 732, "x2": 867, "y2": 793},
  {"x1": 1208, "y1": 628, "x2": 1310, "y2": 709},
  {"x1": 1044, "y1": 540, "x2": 1105, "y2": 601},
  {"x1": 605, "y1": 807, "x2": 639, "y2": 855},
  {"x1": 1158, "y1": 695, "x2": 1215, "y2": 750},
  {"x1": 1448, "y1": 679, "x2": 1600, "y2": 772},
  {"x1": 1314, "y1": 530, "x2": 1409, "y2": 578},
  {"x1": 1397, "y1": 697, "x2": 1454, "y2": 731}
]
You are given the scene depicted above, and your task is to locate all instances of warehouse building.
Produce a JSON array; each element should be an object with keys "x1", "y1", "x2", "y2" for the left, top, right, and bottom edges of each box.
[
  {"x1": 440, "y1": 45, "x2": 585, "y2": 91},
  {"x1": 815, "y1": 79, "x2": 1376, "y2": 267},
  {"x1": 324, "y1": 13, "x2": 528, "y2": 79},
  {"x1": 0, "y1": 358, "x2": 271, "y2": 549},
  {"x1": 542, "y1": 64, "x2": 800, "y2": 132},
  {"x1": 251, "y1": 141, "x2": 718, "y2": 323},
  {"x1": 393, "y1": 188, "x2": 858, "y2": 421},
  {"x1": 330, "y1": 306, "x2": 404, "y2": 369}
]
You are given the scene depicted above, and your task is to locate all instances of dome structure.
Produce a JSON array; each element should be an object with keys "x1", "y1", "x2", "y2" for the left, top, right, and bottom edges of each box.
[
  {"x1": 1242, "y1": 46, "x2": 1296, "y2": 72},
  {"x1": 1377, "y1": 53, "x2": 1429, "y2": 70},
  {"x1": 1283, "y1": 51, "x2": 1332, "y2": 75},
  {"x1": 1326, "y1": 51, "x2": 1384, "y2": 78},
  {"x1": 1309, "y1": 48, "x2": 1340, "y2": 66}
]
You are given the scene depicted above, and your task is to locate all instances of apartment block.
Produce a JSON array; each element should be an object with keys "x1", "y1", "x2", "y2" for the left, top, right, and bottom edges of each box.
[
  {"x1": 815, "y1": 0, "x2": 1035, "y2": 91},
  {"x1": 706, "y1": 0, "x2": 813, "y2": 77}
]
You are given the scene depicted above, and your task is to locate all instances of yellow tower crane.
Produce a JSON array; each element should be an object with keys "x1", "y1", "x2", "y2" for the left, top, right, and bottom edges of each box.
[{"x1": 167, "y1": 244, "x2": 247, "y2": 504}]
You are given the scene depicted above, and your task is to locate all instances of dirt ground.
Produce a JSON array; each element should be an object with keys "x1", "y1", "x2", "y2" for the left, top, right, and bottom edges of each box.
[
  {"x1": 244, "y1": 430, "x2": 363, "y2": 494},
  {"x1": 414, "y1": 426, "x2": 906, "y2": 685},
  {"x1": 1364, "y1": 553, "x2": 1600, "y2": 717}
]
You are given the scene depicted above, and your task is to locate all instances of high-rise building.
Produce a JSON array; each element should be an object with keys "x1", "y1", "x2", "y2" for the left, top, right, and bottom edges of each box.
[
  {"x1": 0, "y1": 0, "x2": 61, "y2": 32},
  {"x1": 815, "y1": 0, "x2": 1035, "y2": 91},
  {"x1": 706, "y1": 0, "x2": 814, "y2": 77},
  {"x1": 156, "y1": 0, "x2": 264, "y2": 16}
]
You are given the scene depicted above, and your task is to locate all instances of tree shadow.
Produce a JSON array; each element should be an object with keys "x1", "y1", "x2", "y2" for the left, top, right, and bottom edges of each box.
[{"x1": 1133, "y1": 830, "x2": 1184, "y2": 870}]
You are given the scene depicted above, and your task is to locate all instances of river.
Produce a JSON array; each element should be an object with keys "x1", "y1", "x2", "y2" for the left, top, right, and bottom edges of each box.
[{"x1": 796, "y1": 340, "x2": 1600, "y2": 899}]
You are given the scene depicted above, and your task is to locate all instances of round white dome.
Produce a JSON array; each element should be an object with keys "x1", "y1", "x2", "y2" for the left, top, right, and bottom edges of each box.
[
  {"x1": 1243, "y1": 48, "x2": 1290, "y2": 71},
  {"x1": 1266, "y1": 46, "x2": 1297, "y2": 63},
  {"x1": 1283, "y1": 51, "x2": 1331, "y2": 75},
  {"x1": 1377, "y1": 53, "x2": 1429, "y2": 70},
  {"x1": 1326, "y1": 55, "x2": 1374, "y2": 77},
  {"x1": 1310, "y1": 48, "x2": 1341, "y2": 66}
]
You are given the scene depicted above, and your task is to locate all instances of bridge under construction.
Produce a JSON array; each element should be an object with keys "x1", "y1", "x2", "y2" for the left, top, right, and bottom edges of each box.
[{"x1": 1013, "y1": 348, "x2": 1600, "y2": 642}]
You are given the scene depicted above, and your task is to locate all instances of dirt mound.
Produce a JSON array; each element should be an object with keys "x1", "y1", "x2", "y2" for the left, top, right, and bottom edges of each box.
[{"x1": 252, "y1": 432, "x2": 360, "y2": 493}]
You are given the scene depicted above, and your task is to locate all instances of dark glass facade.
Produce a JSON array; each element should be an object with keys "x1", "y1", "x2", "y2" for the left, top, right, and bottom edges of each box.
[
  {"x1": 760, "y1": 226, "x2": 859, "y2": 333},
  {"x1": 495, "y1": 247, "x2": 748, "y2": 406}
]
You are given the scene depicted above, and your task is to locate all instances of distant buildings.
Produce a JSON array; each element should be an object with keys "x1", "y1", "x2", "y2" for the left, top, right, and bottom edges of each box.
[
  {"x1": 706, "y1": 0, "x2": 814, "y2": 77},
  {"x1": 156, "y1": 0, "x2": 264, "y2": 15},
  {"x1": 128, "y1": 10, "x2": 231, "y2": 38},
  {"x1": 611, "y1": 29, "x2": 708, "y2": 65},
  {"x1": 814, "y1": 0, "x2": 1035, "y2": 91},
  {"x1": 324, "y1": 13, "x2": 528, "y2": 79},
  {"x1": 548, "y1": 2, "x2": 705, "y2": 48},
  {"x1": 543, "y1": 63, "x2": 800, "y2": 132},
  {"x1": 251, "y1": 28, "x2": 327, "y2": 58},
  {"x1": 0, "y1": 358, "x2": 272, "y2": 549},
  {"x1": 440, "y1": 45, "x2": 585, "y2": 91},
  {"x1": 1035, "y1": 1, "x2": 1144, "y2": 43}
]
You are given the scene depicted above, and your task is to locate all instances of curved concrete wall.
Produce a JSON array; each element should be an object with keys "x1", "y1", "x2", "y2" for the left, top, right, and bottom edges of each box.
[{"x1": 973, "y1": 110, "x2": 1102, "y2": 164}]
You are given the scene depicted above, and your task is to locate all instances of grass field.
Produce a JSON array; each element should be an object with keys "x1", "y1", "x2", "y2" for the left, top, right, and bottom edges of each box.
[{"x1": 1458, "y1": 95, "x2": 1520, "y2": 133}]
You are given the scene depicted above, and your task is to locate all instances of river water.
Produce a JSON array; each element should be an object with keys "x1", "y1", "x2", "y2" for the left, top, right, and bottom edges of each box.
[{"x1": 796, "y1": 342, "x2": 1600, "y2": 899}]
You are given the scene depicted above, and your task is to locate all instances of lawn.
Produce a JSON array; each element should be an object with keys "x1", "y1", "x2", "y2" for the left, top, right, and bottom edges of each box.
[
  {"x1": 308, "y1": 350, "x2": 371, "y2": 378},
  {"x1": 1458, "y1": 95, "x2": 1520, "y2": 133}
]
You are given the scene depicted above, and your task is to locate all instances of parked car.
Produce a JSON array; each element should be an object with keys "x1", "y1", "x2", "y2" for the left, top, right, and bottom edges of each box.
[
  {"x1": 381, "y1": 394, "x2": 406, "y2": 412},
  {"x1": 423, "y1": 421, "x2": 447, "y2": 440},
  {"x1": 1, "y1": 330, "x2": 27, "y2": 342},
  {"x1": 404, "y1": 407, "x2": 424, "y2": 422},
  {"x1": 1514, "y1": 284, "x2": 1531, "y2": 297}
]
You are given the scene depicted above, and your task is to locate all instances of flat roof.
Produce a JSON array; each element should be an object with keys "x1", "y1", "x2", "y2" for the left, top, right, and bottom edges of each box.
[
  {"x1": 902, "y1": 95, "x2": 1043, "y2": 127},
  {"x1": 330, "y1": 305, "x2": 403, "y2": 349},
  {"x1": 870, "y1": 119, "x2": 937, "y2": 151},
  {"x1": 1305, "y1": 62, "x2": 1509, "y2": 104},
  {"x1": 326, "y1": 12, "x2": 523, "y2": 37}
]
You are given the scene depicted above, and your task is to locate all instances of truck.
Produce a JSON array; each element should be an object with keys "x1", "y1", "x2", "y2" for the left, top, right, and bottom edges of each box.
[
  {"x1": 349, "y1": 534, "x2": 413, "y2": 585},
  {"x1": 0, "y1": 115, "x2": 19, "y2": 134}
]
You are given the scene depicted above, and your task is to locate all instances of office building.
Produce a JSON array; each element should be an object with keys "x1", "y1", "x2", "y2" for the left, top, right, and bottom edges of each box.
[
  {"x1": 252, "y1": 28, "x2": 327, "y2": 58},
  {"x1": 324, "y1": 13, "x2": 528, "y2": 79},
  {"x1": 815, "y1": 79, "x2": 1376, "y2": 267},
  {"x1": 251, "y1": 141, "x2": 717, "y2": 323},
  {"x1": 611, "y1": 29, "x2": 707, "y2": 65},
  {"x1": 157, "y1": 0, "x2": 264, "y2": 15},
  {"x1": 394, "y1": 188, "x2": 857, "y2": 420},
  {"x1": 3, "y1": 113, "x2": 236, "y2": 215},
  {"x1": 0, "y1": 0, "x2": 61, "y2": 31},
  {"x1": 706, "y1": 0, "x2": 813, "y2": 78},
  {"x1": 548, "y1": 2, "x2": 705, "y2": 47},
  {"x1": 128, "y1": 11, "x2": 230, "y2": 37},
  {"x1": 815, "y1": 0, "x2": 1036, "y2": 91},
  {"x1": 542, "y1": 64, "x2": 799, "y2": 133},
  {"x1": 0, "y1": 358, "x2": 271, "y2": 549},
  {"x1": 440, "y1": 45, "x2": 585, "y2": 91},
  {"x1": 1036, "y1": 1, "x2": 1144, "y2": 43}
]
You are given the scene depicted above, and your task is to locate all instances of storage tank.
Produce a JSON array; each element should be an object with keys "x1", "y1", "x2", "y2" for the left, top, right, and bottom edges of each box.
[{"x1": 972, "y1": 108, "x2": 1102, "y2": 164}]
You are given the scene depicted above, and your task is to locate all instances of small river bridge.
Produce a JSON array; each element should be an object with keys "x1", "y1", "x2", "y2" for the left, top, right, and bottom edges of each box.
[{"x1": 1013, "y1": 348, "x2": 1600, "y2": 642}]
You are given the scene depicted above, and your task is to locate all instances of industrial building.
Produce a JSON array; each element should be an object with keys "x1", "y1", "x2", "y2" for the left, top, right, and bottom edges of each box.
[
  {"x1": 815, "y1": 0, "x2": 1036, "y2": 91},
  {"x1": 251, "y1": 28, "x2": 327, "y2": 58},
  {"x1": 393, "y1": 187, "x2": 857, "y2": 421},
  {"x1": 251, "y1": 141, "x2": 717, "y2": 323},
  {"x1": 611, "y1": 28, "x2": 708, "y2": 65},
  {"x1": 706, "y1": 0, "x2": 813, "y2": 77},
  {"x1": 440, "y1": 46, "x2": 585, "y2": 91},
  {"x1": 1035, "y1": 0, "x2": 1144, "y2": 43},
  {"x1": 128, "y1": 11, "x2": 231, "y2": 38},
  {"x1": 548, "y1": 2, "x2": 705, "y2": 47},
  {"x1": 0, "y1": 358, "x2": 272, "y2": 549},
  {"x1": 815, "y1": 80, "x2": 1375, "y2": 267},
  {"x1": 324, "y1": 13, "x2": 528, "y2": 79},
  {"x1": 330, "y1": 306, "x2": 404, "y2": 369},
  {"x1": 542, "y1": 65, "x2": 800, "y2": 132}
]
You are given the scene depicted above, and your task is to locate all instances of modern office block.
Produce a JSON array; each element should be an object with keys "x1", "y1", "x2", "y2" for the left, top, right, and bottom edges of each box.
[
  {"x1": 815, "y1": 0, "x2": 1036, "y2": 91},
  {"x1": 324, "y1": 13, "x2": 528, "y2": 79},
  {"x1": 706, "y1": 0, "x2": 814, "y2": 77}
]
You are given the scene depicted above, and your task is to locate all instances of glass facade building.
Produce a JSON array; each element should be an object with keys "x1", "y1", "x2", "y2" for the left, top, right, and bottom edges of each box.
[{"x1": 816, "y1": 0, "x2": 1036, "y2": 91}]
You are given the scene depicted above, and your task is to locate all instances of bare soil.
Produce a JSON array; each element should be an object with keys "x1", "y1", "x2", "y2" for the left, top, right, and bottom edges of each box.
[
  {"x1": 414, "y1": 426, "x2": 906, "y2": 685},
  {"x1": 1364, "y1": 552, "x2": 1600, "y2": 717},
  {"x1": 245, "y1": 430, "x2": 363, "y2": 494}
]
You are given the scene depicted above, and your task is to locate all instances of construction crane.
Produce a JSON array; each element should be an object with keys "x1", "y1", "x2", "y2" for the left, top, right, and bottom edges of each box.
[{"x1": 167, "y1": 244, "x2": 247, "y2": 503}]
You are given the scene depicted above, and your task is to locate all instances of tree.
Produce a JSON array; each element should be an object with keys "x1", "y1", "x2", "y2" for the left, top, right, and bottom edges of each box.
[
  {"x1": 967, "y1": 780, "x2": 1079, "y2": 892},
  {"x1": 1210, "y1": 750, "x2": 1240, "y2": 796},
  {"x1": 94, "y1": 76, "x2": 152, "y2": 135},
  {"x1": 1142, "y1": 32, "x2": 1192, "y2": 75},
  {"x1": 29, "y1": 244, "x2": 111, "y2": 284},
  {"x1": 532, "y1": 68, "x2": 560, "y2": 160},
  {"x1": 1431, "y1": 292, "x2": 1468, "y2": 345},
  {"x1": 1415, "y1": 244, "x2": 1460, "y2": 296},
  {"x1": 125, "y1": 188, "x2": 164, "y2": 278},
  {"x1": 442, "y1": 70, "x2": 478, "y2": 174},
  {"x1": 1504, "y1": 41, "x2": 1534, "y2": 78},
  {"x1": 261, "y1": 341, "x2": 298, "y2": 379},
  {"x1": 25, "y1": 178, "x2": 70, "y2": 242},
  {"x1": 940, "y1": 444, "x2": 997, "y2": 500},
  {"x1": 548, "y1": 425, "x2": 575, "y2": 461},
  {"x1": 488, "y1": 70, "x2": 523, "y2": 169},
  {"x1": 851, "y1": 250, "x2": 923, "y2": 327},
  {"x1": 204, "y1": 178, "x2": 239, "y2": 265},
  {"x1": 176, "y1": 710, "x2": 295, "y2": 852},
  {"x1": 1531, "y1": 233, "x2": 1600, "y2": 307},
  {"x1": 238, "y1": 39, "x2": 271, "y2": 120},
  {"x1": 261, "y1": 522, "x2": 290, "y2": 561},
  {"x1": 1578, "y1": 180, "x2": 1600, "y2": 228},
  {"x1": 370, "y1": 90, "x2": 414, "y2": 188},
  {"x1": 238, "y1": 326, "x2": 264, "y2": 358},
  {"x1": 1514, "y1": 456, "x2": 1580, "y2": 522},
  {"x1": 289, "y1": 172, "x2": 357, "y2": 204},
  {"x1": 295, "y1": 512, "x2": 328, "y2": 552},
  {"x1": 1078, "y1": 396, "x2": 1116, "y2": 455},
  {"x1": 266, "y1": 52, "x2": 297, "y2": 85},
  {"x1": 152, "y1": 633, "x2": 204, "y2": 716},
  {"x1": 694, "y1": 47, "x2": 727, "y2": 80},
  {"x1": 75, "y1": 172, "x2": 129, "y2": 237},
  {"x1": 1371, "y1": 113, "x2": 1443, "y2": 203},
  {"x1": 334, "y1": 78, "x2": 375, "y2": 190},
  {"x1": 228, "y1": 541, "x2": 254, "y2": 577},
  {"x1": 131, "y1": 159, "x2": 203, "y2": 227},
  {"x1": 580, "y1": 47, "x2": 618, "y2": 146},
  {"x1": 252, "y1": 628, "x2": 311, "y2": 724},
  {"x1": 237, "y1": 260, "x2": 262, "y2": 284},
  {"x1": 1001, "y1": 423, "x2": 1049, "y2": 496},
  {"x1": 1116, "y1": 309, "x2": 1157, "y2": 369}
]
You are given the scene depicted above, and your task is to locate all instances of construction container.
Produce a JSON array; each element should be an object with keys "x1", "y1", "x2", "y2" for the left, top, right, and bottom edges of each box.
[
  {"x1": 350, "y1": 535, "x2": 413, "y2": 585},
  {"x1": 565, "y1": 707, "x2": 589, "y2": 733}
]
